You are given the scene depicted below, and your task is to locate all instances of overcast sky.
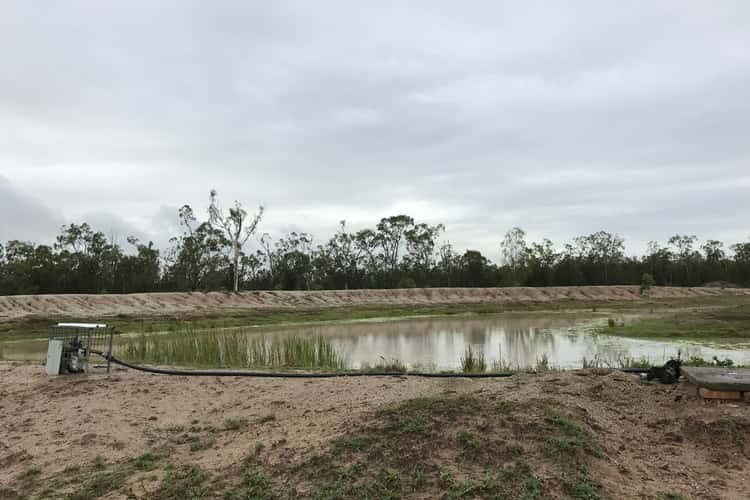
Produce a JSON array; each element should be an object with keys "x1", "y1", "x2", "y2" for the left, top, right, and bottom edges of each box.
[{"x1": 2, "y1": 1, "x2": 749, "y2": 259}]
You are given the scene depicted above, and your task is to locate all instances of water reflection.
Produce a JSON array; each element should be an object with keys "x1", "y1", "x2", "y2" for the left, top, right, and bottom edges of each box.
[
  {"x1": 238, "y1": 317, "x2": 750, "y2": 369},
  {"x1": 3, "y1": 316, "x2": 750, "y2": 369}
]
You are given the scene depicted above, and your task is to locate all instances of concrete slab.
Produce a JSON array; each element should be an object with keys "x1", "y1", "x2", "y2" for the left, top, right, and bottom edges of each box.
[{"x1": 682, "y1": 366, "x2": 750, "y2": 392}]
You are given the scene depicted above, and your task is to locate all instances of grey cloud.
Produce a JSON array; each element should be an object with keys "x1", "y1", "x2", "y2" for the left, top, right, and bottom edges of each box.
[
  {"x1": 1, "y1": 1, "x2": 749, "y2": 260},
  {"x1": 80, "y1": 212, "x2": 151, "y2": 247},
  {"x1": 0, "y1": 176, "x2": 64, "y2": 244}
]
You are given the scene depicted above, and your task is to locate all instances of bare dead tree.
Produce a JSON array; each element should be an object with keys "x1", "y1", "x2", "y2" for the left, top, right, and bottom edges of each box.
[{"x1": 208, "y1": 189, "x2": 264, "y2": 292}]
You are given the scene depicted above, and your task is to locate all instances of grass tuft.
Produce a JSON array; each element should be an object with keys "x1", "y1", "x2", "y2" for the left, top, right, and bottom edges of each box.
[
  {"x1": 460, "y1": 346, "x2": 486, "y2": 373},
  {"x1": 223, "y1": 417, "x2": 250, "y2": 431},
  {"x1": 131, "y1": 452, "x2": 161, "y2": 471},
  {"x1": 153, "y1": 465, "x2": 211, "y2": 500}
]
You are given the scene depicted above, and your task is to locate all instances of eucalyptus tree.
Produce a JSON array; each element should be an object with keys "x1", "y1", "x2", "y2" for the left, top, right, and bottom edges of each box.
[
  {"x1": 166, "y1": 204, "x2": 231, "y2": 291},
  {"x1": 115, "y1": 237, "x2": 160, "y2": 293},
  {"x1": 572, "y1": 231, "x2": 624, "y2": 283},
  {"x1": 731, "y1": 239, "x2": 750, "y2": 285},
  {"x1": 271, "y1": 231, "x2": 315, "y2": 290},
  {"x1": 54, "y1": 223, "x2": 121, "y2": 292},
  {"x1": 460, "y1": 250, "x2": 490, "y2": 287},
  {"x1": 258, "y1": 233, "x2": 276, "y2": 283},
  {"x1": 668, "y1": 234, "x2": 698, "y2": 285},
  {"x1": 327, "y1": 221, "x2": 363, "y2": 289},
  {"x1": 405, "y1": 222, "x2": 444, "y2": 282},
  {"x1": 702, "y1": 240, "x2": 725, "y2": 262},
  {"x1": 354, "y1": 228, "x2": 382, "y2": 286},
  {"x1": 644, "y1": 240, "x2": 673, "y2": 285},
  {"x1": 435, "y1": 241, "x2": 460, "y2": 286},
  {"x1": 239, "y1": 253, "x2": 265, "y2": 288},
  {"x1": 589, "y1": 231, "x2": 625, "y2": 283},
  {"x1": 702, "y1": 239, "x2": 726, "y2": 282},
  {"x1": 376, "y1": 215, "x2": 415, "y2": 286},
  {"x1": 208, "y1": 189, "x2": 264, "y2": 292},
  {"x1": 525, "y1": 238, "x2": 558, "y2": 286},
  {"x1": 500, "y1": 227, "x2": 527, "y2": 285}
]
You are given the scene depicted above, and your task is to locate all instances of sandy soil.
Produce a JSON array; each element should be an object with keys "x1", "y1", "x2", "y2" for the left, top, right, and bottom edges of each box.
[
  {"x1": 1, "y1": 362, "x2": 749, "y2": 499},
  {"x1": 1, "y1": 286, "x2": 749, "y2": 323}
]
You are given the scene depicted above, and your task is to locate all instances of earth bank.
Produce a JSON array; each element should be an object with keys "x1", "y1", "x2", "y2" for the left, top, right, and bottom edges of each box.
[{"x1": 1, "y1": 362, "x2": 748, "y2": 499}]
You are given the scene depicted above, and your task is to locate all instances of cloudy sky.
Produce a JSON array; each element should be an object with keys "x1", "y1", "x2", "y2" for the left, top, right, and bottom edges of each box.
[{"x1": 2, "y1": 1, "x2": 749, "y2": 259}]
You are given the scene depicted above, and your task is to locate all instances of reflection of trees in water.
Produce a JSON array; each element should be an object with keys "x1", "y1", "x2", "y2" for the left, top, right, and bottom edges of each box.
[
  {"x1": 467, "y1": 326, "x2": 489, "y2": 346},
  {"x1": 261, "y1": 316, "x2": 572, "y2": 369},
  {"x1": 500, "y1": 327, "x2": 557, "y2": 369}
]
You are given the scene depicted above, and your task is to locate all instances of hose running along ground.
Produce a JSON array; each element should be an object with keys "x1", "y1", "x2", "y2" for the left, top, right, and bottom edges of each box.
[
  {"x1": 94, "y1": 352, "x2": 653, "y2": 378},
  {"x1": 94, "y1": 352, "x2": 516, "y2": 378}
]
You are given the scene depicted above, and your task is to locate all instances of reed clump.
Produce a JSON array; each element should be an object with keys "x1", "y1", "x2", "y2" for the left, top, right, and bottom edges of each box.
[
  {"x1": 120, "y1": 329, "x2": 347, "y2": 370},
  {"x1": 460, "y1": 346, "x2": 487, "y2": 373}
]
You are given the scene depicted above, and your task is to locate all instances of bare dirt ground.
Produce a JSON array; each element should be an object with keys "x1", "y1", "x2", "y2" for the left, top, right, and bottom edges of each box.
[
  {"x1": 1, "y1": 286, "x2": 749, "y2": 324},
  {"x1": 1, "y1": 362, "x2": 749, "y2": 499}
]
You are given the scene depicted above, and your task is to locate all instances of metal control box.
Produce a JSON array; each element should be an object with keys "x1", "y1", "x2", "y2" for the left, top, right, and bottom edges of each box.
[{"x1": 46, "y1": 339, "x2": 64, "y2": 376}]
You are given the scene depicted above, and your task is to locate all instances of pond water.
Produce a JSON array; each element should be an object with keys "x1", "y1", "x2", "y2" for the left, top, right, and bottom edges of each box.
[{"x1": 3, "y1": 315, "x2": 750, "y2": 370}]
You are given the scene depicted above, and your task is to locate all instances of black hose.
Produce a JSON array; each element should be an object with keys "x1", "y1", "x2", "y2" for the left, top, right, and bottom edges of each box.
[
  {"x1": 94, "y1": 352, "x2": 514, "y2": 378},
  {"x1": 94, "y1": 351, "x2": 653, "y2": 378}
]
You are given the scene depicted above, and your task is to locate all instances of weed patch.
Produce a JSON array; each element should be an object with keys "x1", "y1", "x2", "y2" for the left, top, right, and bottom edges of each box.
[
  {"x1": 67, "y1": 470, "x2": 129, "y2": 500},
  {"x1": 153, "y1": 465, "x2": 211, "y2": 500},
  {"x1": 132, "y1": 452, "x2": 161, "y2": 471},
  {"x1": 264, "y1": 395, "x2": 602, "y2": 499},
  {"x1": 223, "y1": 417, "x2": 250, "y2": 431}
]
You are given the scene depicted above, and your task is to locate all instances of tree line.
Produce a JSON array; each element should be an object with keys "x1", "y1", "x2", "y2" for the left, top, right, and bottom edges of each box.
[{"x1": 1, "y1": 192, "x2": 749, "y2": 295}]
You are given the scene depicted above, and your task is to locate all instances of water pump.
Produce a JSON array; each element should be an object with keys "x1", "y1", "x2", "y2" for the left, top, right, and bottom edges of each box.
[{"x1": 46, "y1": 323, "x2": 115, "y2": 375}]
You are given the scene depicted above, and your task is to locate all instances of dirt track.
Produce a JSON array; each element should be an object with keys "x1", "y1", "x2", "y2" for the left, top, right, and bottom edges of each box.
[
  {"x1": 1, "y1": 362, "x2": 749, "y2": 499},
  {"x1": 1, "y1": 286, "x2": 749, "y2": 323}
]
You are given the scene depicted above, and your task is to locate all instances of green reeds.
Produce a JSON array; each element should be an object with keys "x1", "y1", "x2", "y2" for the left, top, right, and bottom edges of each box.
[
  {"x1": 460, "y1": 346, "x2": 487, "y2": 373},
  {"x1": 360, "y1": 356, "x2": 407, "y2": 373},
  {"x1": 120, "y1": 329, "x2": 347, "y2": 370}
]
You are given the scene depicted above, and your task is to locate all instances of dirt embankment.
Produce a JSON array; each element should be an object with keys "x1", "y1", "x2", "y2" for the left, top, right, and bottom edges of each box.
[
  {"x1": 1, "y1": 363, "x2": 749, "y2": 499},
  {"x1": 1, "y1": 286, "x2": 748, "y2": 323}
]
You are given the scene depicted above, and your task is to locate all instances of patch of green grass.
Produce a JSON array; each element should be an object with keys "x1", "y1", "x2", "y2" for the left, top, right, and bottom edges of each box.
[
  {"x1": 223, "y1": 417, "x2": 250, "y2": 431},
  {"x1": 385, "y1": 414, "x2": 430, "y2": 435},
  {"x1": 448, "y1": 460, "x2": 541, "y2": 500},
  {"x1": 457, "y1": 429, "x2": 481, "y2": 454},
  {"x1": 410, "y1": 463, "x2": 426, "y2": 489},
  {"x1": 564, "y1": 471, "x2": 601, "y2": 500},
  {"x1": 152, "y1": 465, "x2": 211, "y2": 500},
  {"x1": 132, "y1": 452, "x2": 161, "y2": 471},
  {"x1": 601, "y1": 304, "x2": 750, "y2": 340},
  {"x1": 0, "y1": 487, "x2": 22, "y2": 500},
  {"x1": 227, "y1": 468, "x2": 274, "y2": 500},
  {"x1": 391, "y1": 395, "x2": 482, "y2": 416},
  {"x1": 332, "y1": 436, "x2": 372, "y2": 453},
  {"x1": 281, "y1": 395, "x2": 557, "y2": 499},
  {"x1": 189, "y1": 436, "x2": 217, "y2": 452},
  {"x1": 658, "y1": 493, "x2": 687, "y2": 500},
  {"x1": 92, "y1": 455, "x2": 106, "y2": 470},
  {"x1": 67, "y1": 470, "x2": 129, "y2": 500},
  {"x1": 544, "y1": 412, "x2": 585, "y2": 435},
  {"x1": 543, "y1": 412, "x2": 601, "y2": 459},
  {"x1": 17, "y1": 466, "x2": 41, "y2": 481}
]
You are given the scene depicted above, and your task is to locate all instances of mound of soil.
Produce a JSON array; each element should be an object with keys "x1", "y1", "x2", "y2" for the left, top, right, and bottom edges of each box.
[
  {"x1": 1, "y1": 286, "x2": 748, "y2": 323},
  {"x1": 1, "y1": 363, "x2": 748, "y2": 499}
]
